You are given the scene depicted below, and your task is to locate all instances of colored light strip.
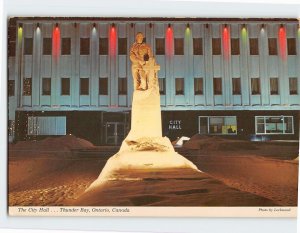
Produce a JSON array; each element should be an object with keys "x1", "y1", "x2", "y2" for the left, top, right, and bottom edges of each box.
[
  {"x1": 223, "y1": 26, "x2": 230, "y2": 59},
  {"x1": 110, "y1": 25, "x2": 117, "y2": 56},
  {"x1": 166, "y1": 26, "x2": 174, "y2": 57},
  {"x1": 18, "y1": 26, "x2": 23, "y2": 46},
  {"x1": 279, "y1": 26, "x2": 287, "y2": 60},
  {"x1": 52, "y1": 25, "x2": 61, "y2": 59}
]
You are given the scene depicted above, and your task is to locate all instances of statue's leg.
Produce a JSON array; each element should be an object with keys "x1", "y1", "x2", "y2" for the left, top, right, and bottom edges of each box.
[
  {"x1": 139, "y1": 70, "x2": 147, "y2": 90},
  {"x1": 132, "y1": 67, "x2": 140, "y2": 90}
]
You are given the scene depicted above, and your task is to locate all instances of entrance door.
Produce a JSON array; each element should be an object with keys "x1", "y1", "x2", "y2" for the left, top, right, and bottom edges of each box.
[{"x1": 105, "y1": 122, "x2": 125, "y2": 145}]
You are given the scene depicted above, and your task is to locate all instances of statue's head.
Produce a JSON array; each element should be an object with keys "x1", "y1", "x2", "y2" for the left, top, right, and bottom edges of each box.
[{"x1": 135, "y1": 32, "x2": 144, "y2": 44}]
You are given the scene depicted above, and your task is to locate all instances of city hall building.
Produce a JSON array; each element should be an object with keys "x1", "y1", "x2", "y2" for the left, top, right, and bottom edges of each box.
[{"x1": 7, "y1": 18, "x2": 300, "y2": 145}]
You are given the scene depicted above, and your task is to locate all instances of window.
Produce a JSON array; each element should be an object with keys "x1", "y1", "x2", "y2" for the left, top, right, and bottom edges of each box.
[
  {"x1": 287, "y1": 38, "x2": 296, "y2": 55},
  {"x1": 156, "y1": 38, "x2": 165, "y2": 55},
  {"x1": 23, "y1": 78, "x2": 32, "y2": 96},
  {"x1": 80, "y1": 78, "x2": 89, "y2": 95},
  {"x1": 194, "y1": 78, "x2": 203, "y2": 95},
  {"x1": 251, "y1": 78, "x2": 260, "y2": 95},
  {"x1": 213, "y1": 78, "x2": 222, "y2": 95},
  {"x1": 232, "y1": 78, "x2": 241, "y2": 95},
  {"x1": 43, "y1": 38, "x2": 52, "y2": 55},
  {"x1": 118, "y1": 38, "x2": 127, "y2": 55},
  {"x1": 61, "y1": 78, "x2": 70, "y2": 95},
  {"x1": 118, "y1": 78, "x2": 127, "y2": 95},
  {"x1": 8, "y1": 80, "x2": 15, "y2": 96},
  {"x1": 175, "y1": 78, "x2": 184, "y2": 95},
  {"x1": 61, "y1": 38, "x2": 71, "y2": 55},
  {"x1": 268, "y1": 38, "x2": 277, "y2": 55},
  {"x1": 250, "y1": 38, "x2": 259, "y2": 55},
  {"x1": 231, "y1": 38, "x2": 240, "y2": 55},
  {"x1": 99, "y1": 38, "x2": 108, "y2": 55},
  {"x1": 8, "y1": 120, "x2": 15, "y2": 137},
  {"x1": 42, "y1": 78, "x2": 51, "y2": 95},
  {"x1": 212, "y1": 38, "x2": 221, "y2": 55},
  {"x1": 193, "y1": 38, "x2": 203, "y2": 55},
  {"x1": 174, "y1": 38, "x2": 184, "y2": 55},
  {"x1": 289, "y1": 77, "x2": 298, "y2": 95},
  {"x1": 27, "y1": 116, "x2": 66, "y2": 136},
  {"x1": 270, "y1": 78, "x2": 279, "y2": 95},
  {"x1": 255, "y1": 116, "x2": 294, "y2": 134},
  {"x1": 158, "y1": 78, "x2": 166, "y2": 95},
  {"x1": 199, "y1": 116, "x2": 237, "y2": 135},
  {"x1": 80, "y1": 38, "x2": 90, "y2": 55},
  {"x1": 24, "y1": 38, "x2": 33, "y2": 55},
  {"x1": 99, "y1": 78, "x2": 108, "y2": 95}
]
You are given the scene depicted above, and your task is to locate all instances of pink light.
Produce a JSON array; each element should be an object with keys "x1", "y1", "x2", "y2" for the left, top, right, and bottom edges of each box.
[
  {"x1": 52, "y1": 26, "x2": 60, "y2": 60},
  {"x1": 279, "y1": 26, "x2": 287, "y2": 61},
  {"x1": 110, "y1": 26, "x2": 117, "y2": 56},
  {"x1": 166, "y1": 26, "x2": 174, "y2": 57},
  {"x1": 223, "y1": 26, "x2": 230, "y2": 60}
]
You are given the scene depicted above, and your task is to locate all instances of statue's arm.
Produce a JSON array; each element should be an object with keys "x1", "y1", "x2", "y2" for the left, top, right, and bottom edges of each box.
[{"x1": 130, "y1": 47, "x2": 144, "y2": 64}]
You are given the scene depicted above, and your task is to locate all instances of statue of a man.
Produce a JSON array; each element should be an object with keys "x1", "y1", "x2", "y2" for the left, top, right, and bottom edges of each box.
[{"x1": 130, "y1": 32, "x2": 153, "y2": 91}]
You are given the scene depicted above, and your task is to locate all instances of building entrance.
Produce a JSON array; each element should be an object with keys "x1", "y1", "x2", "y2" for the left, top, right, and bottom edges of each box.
[{"x1": 105, "y1": 122, "x2": 126, "y2": 145}]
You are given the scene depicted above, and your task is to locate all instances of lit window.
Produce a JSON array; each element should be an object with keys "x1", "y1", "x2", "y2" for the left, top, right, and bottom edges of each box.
[
  {"x1": 199, "y1": 116, "x2": 237, "y2": 135},
  {"x1": 255, "y1": 116, "x2": 294, "y2": 134},
  {"x1": 175, "y1": 78, "x2": 184, "y2": 95},
  {"x1": 194, "y1": 78, "x2": 203, "y2": 95},
  {"x1": 251, "y1": 78, "x2": 260, "y2": 95},
  {"x1": 270, "y1": 77, "x2": 279, "y2": 95},
  {"x1": 158, "y1": 78, "x2": 166, "y2": 95},
  {"x1": 289, "y1": 77, "x2": 298, "y2": 95}
]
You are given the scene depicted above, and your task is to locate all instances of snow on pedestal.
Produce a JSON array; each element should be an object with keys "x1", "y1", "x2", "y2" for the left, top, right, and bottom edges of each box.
[{"x1": 86, "y1": 58, "x2": 199, "y2": 191}]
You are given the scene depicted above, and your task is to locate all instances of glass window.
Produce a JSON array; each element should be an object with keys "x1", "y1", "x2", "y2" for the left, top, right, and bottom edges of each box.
[
  {"x1": 199, "y1": 116, "x2": 237, "y2": 135},
  {"x1": 8, "y1": 80, "x2": 15, "y2": 97},
  {"x1": 175, "y1": 78, "x2": 184, "y2": 95},
  {"x1": 213, "y1": 78, "x2": 222, "y2": 95},
  {"x1": 231, "y1": 38, "x2": 240, "y2": 55},
  {"x1": 61, "y1": 38, "x2": 71, "y2": 55},
  {"x1": 23, "y1": 78, "x2": 32, "y2": 96},
  {"x1": 42, "y1": 78, "x2": 51, "y2": 96},
  {"x1": 289, "y1": 77, "x2": 298, "y2": 95},
  {"x1": 27, "y1": 116, "x2": 66, "y2": 136},
  {"x1": 194, "y1": 78, "x2": 203, "y2": 95},
  {"x1": 158, "y1": 78, "x2": 166, "y2": 95},
  {"x1": 212, "y1": 38, "x2": 221, "y2": 55},
  {"x1": 99, "y1": 38, "x2": 108, "y2": 55},
  {"x1": 255, "y1": 116, "x2": 294, "y2": 134},
  {"x1": 287, "y1": 38, "x2": 296, "y2": 55},
  {"x1": 118, "y1": 38, "x2": 127, "y2": 55},
  {"x1": 80, "y1": 38, "x2": 90, "y2": 55},
  {"x1": 24, "y1": 38, "x2": 33, "y2": 55},
  {"x1": 250, "y1": 38, "x2": 259, "y2": 55},
  {"x1": 118, "y1": 78, "x2": 127, "y2": 95},
  {"x1": 232, "y1": 78, "x2": 241, "y2": 95},
  {"x1": 61, "y1": 78, "x2": 70, "y2": 95},
  {"x1": 251, "y1": 78, "x2": 261, "y2": 95},
  {"x1": 268, "y1": 38, "x2": 277, "y2": 55},
  {"x1": 193, "y1": 38, "x2": 203, "y2": 55},
  {"x1": 43, "y1": 38, "x2": 52, "y2": 55},
  {"x1": 174, "y1": 38, "x2": 184, "y2": 55},
  {"x1": 155, "y1": 38, "x2": 165, "y2": 55},
  {"x1": 270, "y1": 77, "x2": 279, "y2": 95},
  {"x1": 99, "y1": 78, "x2": 108, "y2": 95},
  {"x1": 8, "y1": 120, "x2": 15, "y2": 137},
  {"x1": 80, "y1": 78, "x2": 89, "y2": 95}
]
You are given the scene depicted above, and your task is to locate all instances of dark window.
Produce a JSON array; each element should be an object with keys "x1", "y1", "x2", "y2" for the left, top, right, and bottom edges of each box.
[
  {"x1": 61, "y1": 38, "x2": 71, "y2": 55},
  {"x1": 8, "y1": 80, "x2": 15, "y2": 96},
  {"x1": 194, "y1": 78, "x2": 203, "y2": 95},
  {"x1": 158, "y1": 78, "x2": 166, "y2": 95},
  {"x1": 61, "y1": 78, "x2": 70, "y2": 95},
  {"x1": 118, "y1": 78, "x2": 127, "y2": 95},
  {"x1": 23, "y1": 78, "x2": 32, "y2": 96},
  {"x1": 231, "y1": 38, "x2": 240, "y2": 55},
  {"x1": 80, "y1": 38, "x2": 90, "y2": 55},
  {"x1": 213, "y1": 78, "x2": 222, "y2": 95},
  {"x1": 118, "y1": 38, "x2": 127, "y2": 55},
  {"x1": 232, "y1": 78, "x2": 241, "y2": 95},
  {"x1": 289, "y1": 77, "x2": 298, "y2": 95},
  {"x1": 24, "y1": 38, "x2": 33, "y2": 55},
  {"x1": 174, "y1": 38, "x2": 184, "y2": 55},
  {"x1": 212, "y1": 38, "x2": 221, "y2": 55},
  {"x1": 42, "y1": 78, "x2": 51, "y2": 95},
  {"x1": 270, "y1": 78, "x2": 279, "y2": 95},
  {"x1": 268, "y1": 38, "x2": 278, "y2": 55},
  {"x1": 175, "y1": 78, "x2": 184, "y2": 95},
  {"x1": 287, "y1": 38, "x2": 296, "y2": 55},
  {"x1": 80, "y1": 78, "x2": 89, "y2": 95},
  {"x1": 99, "y1": 78, "x2": 108, "y2": 95},
  {"x1": 99, "y1": 38, "x2": 108, "y2": 55},
  {"x1": 251, "y1": 78, "x2": 261, "y2": 95},
  {"x1": 193, "y1": 38, "x2": 203, "y2": 55},
  {"x1": 43, "y1": 38, "x2": 52, "y2": 55},
  {"x1": 156, "y1": 38, "x2": 165, "y2": 55},
  {"x1": 250, "y1": 38, "x2": 259, "y2": 55}
]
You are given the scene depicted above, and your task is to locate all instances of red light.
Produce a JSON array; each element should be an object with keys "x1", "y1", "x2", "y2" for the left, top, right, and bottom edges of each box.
[
  {"x1": 223, "y1": 26, "x2": 230, "y2": 59},
  {"x1": 166, "y1": 26, "x2": 174, "y2": 57},
  {"x1": 279, "y1": 26, "x2": 287, "y2": 61},
  {"x1": 110, "y1": 26, "x2": 117, "y2": 56},
  {"x1": 52, "y1": 26, "x2": 60, "y2": 60}
]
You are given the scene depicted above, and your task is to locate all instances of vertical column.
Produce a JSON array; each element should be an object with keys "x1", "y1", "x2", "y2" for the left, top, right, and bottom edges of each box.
[
  {"x1": 72, "y1": 22, "x2": 80, "y2": 107},
  {"x1": 240, "y1": 24, "x2": 250, "y2": 105},
  {"x1": 15, "y1": 23, "x2": 23, "y2": 108},
  {"x1": 91, "y1": 23, "x2": 99, "y2": 107},
  {"x1": 184, "y1": 24, "x2": 194, "y2": 106},
  {"x1": 127, "y1": 23, "x2": 135, "y2": 107},
  {"x1": 259, "y1": 24, "x2": 268, "y2": 105},
  {"x1": 204, "y1": 24, "x2": 213, "y2": 106},
  {"x1": 109, "y1": 23, "x2": 118, "y2": 106},
  {"x1": 223, "y1": 24, "x2": 232, "y2": 106},
  {"x1": 32, "y1": 23, "x2": 41, "y2": 107},
  {"x1": 166, "y1": 24, "x2": 174, "y2": 106}
]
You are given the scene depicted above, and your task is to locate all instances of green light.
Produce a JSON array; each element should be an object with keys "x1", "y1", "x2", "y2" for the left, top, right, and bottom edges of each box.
[
  {"x1": 241, "y1": 27, "x2": 247, "y2": 45},
  {"x1": 18, "y1": 27, "x2": 23, "y2": 45},
  {"x1": 185, "y1": 27, "x2": 191, "y2": 36},
  {"x1": 298, "y1": 27, "x2": 300, "y2": 38}
]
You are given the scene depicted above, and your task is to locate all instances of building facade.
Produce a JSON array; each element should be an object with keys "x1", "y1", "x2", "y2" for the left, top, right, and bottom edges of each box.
[{"x1": 8, "y1": 18, "x2": 300, "y2": 145}]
